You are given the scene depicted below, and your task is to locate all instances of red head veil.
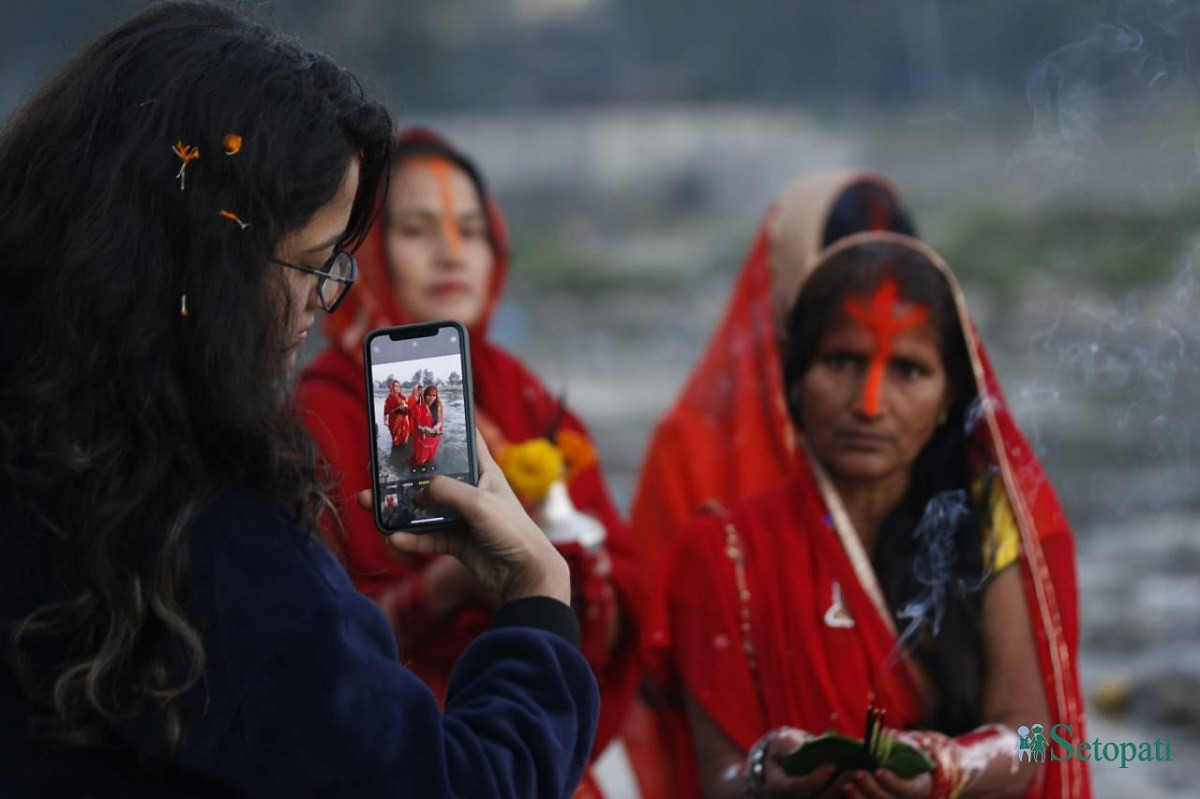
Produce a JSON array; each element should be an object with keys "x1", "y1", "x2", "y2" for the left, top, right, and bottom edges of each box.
[{"x1": 630, "y1": 170, "x2": 910, "y2": 575}]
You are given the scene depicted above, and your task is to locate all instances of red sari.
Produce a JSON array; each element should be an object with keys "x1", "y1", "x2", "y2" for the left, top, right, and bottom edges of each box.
[
  {"x1": 383, "y1": 391, "x2": 410, "y2": 446},
  {"x1": 649, "y1": 233, "x2": 1090, "y2": 799},
  {"x1": 407, "y1": 399, "x2": 442, "y2": 467},
  {"x1": 296, "y1": 127, "x2": 644, "y2": 797}
]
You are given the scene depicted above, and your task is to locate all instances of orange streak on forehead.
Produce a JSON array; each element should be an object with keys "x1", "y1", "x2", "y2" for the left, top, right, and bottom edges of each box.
[
  {"x1": 414, "y1": 156, "x2": 464, "y2": 258},
  {"x1": 840, "y1": 278, "x2": 929, "y2": 415}
]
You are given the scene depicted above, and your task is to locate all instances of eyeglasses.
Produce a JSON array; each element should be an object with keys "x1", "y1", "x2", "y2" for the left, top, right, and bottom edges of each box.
[{"x1": 271, "y1": 245, "x2": 357, "y2": 313}]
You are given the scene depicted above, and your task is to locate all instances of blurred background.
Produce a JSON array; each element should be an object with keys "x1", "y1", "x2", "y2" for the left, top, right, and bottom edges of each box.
[{"x1": 5, "y1": 1, "x2": 1197, "y2": 794}]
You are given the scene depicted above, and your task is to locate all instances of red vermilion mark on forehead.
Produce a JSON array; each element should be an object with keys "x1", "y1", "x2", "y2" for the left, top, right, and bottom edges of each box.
[
  {"x1": 841, "y1": 278, "x2": 929, "y2": 415},
  {"x1": 416, "y1": 157, "x2": 464, "y2": 258}
]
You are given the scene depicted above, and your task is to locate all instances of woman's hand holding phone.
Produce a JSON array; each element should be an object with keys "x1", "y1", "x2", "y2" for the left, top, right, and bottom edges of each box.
[
  {"x1": 358, "y1": 430, "x2": 569, "y2": 606},
  {"x1": 364, "y1": 321, "x2": 475, "y2": 532}
]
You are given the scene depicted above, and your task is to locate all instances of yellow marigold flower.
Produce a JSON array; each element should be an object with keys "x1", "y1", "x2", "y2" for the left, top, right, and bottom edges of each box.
[
  {"x1": 555, "y1": 428, "x2": 597, "y2": 481},
  {"x1": 497, "y1": 438, "x2": 564, "y2": 505}
]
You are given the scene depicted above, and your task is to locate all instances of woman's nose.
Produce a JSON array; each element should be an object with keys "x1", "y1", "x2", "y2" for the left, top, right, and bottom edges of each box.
[
  {"x1": 434, "y1": 216, "x2": 464, "y2": 262},
  {"x1": 852, "y1": 363, "x2": 886, "y2": 417}
]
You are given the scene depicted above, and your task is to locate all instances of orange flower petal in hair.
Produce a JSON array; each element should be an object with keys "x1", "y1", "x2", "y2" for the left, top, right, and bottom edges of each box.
[
  {"x1": 223, "y1": 134, "x2": 243, "y2": 155},
  {"x1": 841, "y1": 278, "x2": 928, "y2": 416},
  {"x1": 172, "y1": 140, "x2": 200, "y2": 190},
  {"x1": 218, "y1": 209, "x2": 249, "y2": 230}
]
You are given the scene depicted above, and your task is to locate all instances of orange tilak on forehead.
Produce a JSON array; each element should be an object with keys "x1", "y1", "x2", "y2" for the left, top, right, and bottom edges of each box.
[
  {"x1": 841, "y1": 278, "x2": 929, "y2": 415},
  {"x1": 413, "y1": 156, "x2": 464, "y2": 257}
]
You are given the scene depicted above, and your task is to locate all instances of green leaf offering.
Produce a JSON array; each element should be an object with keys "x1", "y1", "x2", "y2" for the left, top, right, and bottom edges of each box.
[{"x1": 779, "y1": 731, "x2": 935, "y2": 780}]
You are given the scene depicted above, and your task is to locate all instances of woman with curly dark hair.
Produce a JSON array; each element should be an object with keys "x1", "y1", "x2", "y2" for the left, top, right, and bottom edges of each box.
[{"x1": 0, "y1": 3, "x2": 597, "y2": 797}]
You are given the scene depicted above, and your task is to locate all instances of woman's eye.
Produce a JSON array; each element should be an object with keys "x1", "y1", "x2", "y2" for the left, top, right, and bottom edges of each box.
[
  {"x1": 459, "y1": 221, "x2": 487, "y2": 240},
  {"x1": 823, "y1": 353, "x2": 863, "y2": 371},
  {"x1": 391, "y1": 216, "x2": 432, "y2": 237},
  {"x1": 893, "y1": 359, "x2": 927, "y2": 379}
]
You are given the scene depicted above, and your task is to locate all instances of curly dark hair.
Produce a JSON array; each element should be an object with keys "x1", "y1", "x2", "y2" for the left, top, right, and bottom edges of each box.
[
  {"x1": 782, "y1": 237, "x2": 988, "y2": 734},
  {"x1": 0, "y1": 1, "x2": 392, "y2": 748}
]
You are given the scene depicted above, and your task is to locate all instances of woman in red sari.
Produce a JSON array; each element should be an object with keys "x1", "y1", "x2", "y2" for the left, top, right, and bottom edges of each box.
[
  {"x1": 630, "y1": 171, "x2": 917, "y2": 796},
  {"x1": 408, "y1": 385, "x2": 444, "y2": 467},
  {"x1": 296, "y1": 127, "x2": 644, "y2": 798},
  {"x1": 383, "y1": 379, "x2": 411, "y2": 447},
  {"x1": 631, "y1": 171, "x2": 916, "y2": 580},
  {"x1": 652, "y1": 233, "x2": 1089, "y2": 799}
]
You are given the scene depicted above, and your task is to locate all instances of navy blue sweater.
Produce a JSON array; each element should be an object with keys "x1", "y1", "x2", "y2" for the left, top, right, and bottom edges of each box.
[{"x1": 1, "y1": 491, "x2": 599, "y2": 798}]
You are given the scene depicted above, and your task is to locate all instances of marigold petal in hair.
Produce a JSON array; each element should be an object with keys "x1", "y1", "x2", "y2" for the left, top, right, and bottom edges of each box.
[
  {"x1": 218, "y1": 209, "x2": 250, "y2": 229},
  {"x1": 222, "y1": 134, "x2": 242, "y2": 155},
  {"x1": 172, "y1": 140, "x2": 201, "y2": 190}
]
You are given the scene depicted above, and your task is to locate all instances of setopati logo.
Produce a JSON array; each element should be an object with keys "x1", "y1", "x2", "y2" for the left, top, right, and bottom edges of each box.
[{"x1": 1016, "y1": 723, "x2": 1172, "y2": 769}]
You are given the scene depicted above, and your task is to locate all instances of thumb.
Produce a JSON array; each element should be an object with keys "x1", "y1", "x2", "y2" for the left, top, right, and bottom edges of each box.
[{"x1": 356, "y1": 489, "x2": 373, "y2": 512}]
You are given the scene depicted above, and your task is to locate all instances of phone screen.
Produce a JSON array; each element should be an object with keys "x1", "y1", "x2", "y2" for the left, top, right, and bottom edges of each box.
[{"x1": 364, "y1": 321, "x2": 477, "y2": 532}]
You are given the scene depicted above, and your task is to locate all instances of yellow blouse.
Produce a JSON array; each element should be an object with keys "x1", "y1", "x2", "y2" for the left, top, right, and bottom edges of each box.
[{"x1": 977, "y1": 476, "x2": 1021, "y2": 575}]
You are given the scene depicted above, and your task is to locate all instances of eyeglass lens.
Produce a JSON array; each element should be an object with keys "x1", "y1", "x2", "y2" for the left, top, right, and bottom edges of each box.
[{"x1": 319, "y1": 251, "x2": 354, "y2": 308}]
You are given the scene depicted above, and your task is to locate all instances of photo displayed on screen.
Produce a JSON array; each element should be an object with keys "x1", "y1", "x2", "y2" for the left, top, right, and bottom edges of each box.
[{"x1": 369, "y1": 327, "x2": 472, "y2": 529}]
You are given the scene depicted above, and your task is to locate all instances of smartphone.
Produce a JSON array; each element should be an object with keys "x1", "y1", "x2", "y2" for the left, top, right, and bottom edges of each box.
[{"x1": 363, "y1": 320, "x2": 478, "y2": 533}]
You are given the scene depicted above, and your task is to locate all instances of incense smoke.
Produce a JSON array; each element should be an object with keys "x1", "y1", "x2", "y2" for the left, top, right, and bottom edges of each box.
[
  {"x1": 892, "y1": 489, "x2": 988, "y2": 653},
  {"x1": 1016, "y1": 9, "x2": 1196, "y2": 168},
  {"x1": 879, "y1": 395, "x2": 995, "y2": 668}
]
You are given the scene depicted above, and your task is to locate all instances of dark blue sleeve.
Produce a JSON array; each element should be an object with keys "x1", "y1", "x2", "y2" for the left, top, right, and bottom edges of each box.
[
  {"x1": 228, "y1": 587, "x2": 598, "y2": 799},
  {"x1": 175, "y1": 494, "x2": 599, "y2": 799}
]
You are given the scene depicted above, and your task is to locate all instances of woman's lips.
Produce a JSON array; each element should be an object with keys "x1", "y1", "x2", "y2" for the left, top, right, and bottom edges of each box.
[
  {"x1": 836, "y1": 430, "x2": 890, "y2": 448},
  {"x1": 428, "y1": 281, "x2": 470, "y2": 297}
]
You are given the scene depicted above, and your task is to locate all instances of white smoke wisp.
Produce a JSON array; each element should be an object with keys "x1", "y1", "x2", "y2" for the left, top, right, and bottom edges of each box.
[
  {"x1": 1022, "y1": 23, "x2": 1153, "y2": 152},
  {"x1": 1012, "y1": 5, "x2": 1198, "y2": 187},
  {"x1": 889, "y1": 489, "x2": 990, "y2": 659},
  {"x1": 961, "y1": 393, "x2": 995, "y2": 438},
  {"x1": 1031, "y1": 253, "x2": 1198, "y2": 462}
]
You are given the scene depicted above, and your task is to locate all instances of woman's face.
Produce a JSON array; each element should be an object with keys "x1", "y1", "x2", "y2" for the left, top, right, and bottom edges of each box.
[
  {"x1": 424, "y1": 390, "x2": 437, "y2": 405},
  {"x1": 275, "y1": 159, "x2": 360, "y2": 369},
  {"x1": 384, "y1": 157, "x2": 493, "y2": 328},
  {"x1": 391, "y1": 381, "x2": 401, "y2": 394},
  {"x1": 797, "y1": 292, "x2": 950, "y2": 488}
]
